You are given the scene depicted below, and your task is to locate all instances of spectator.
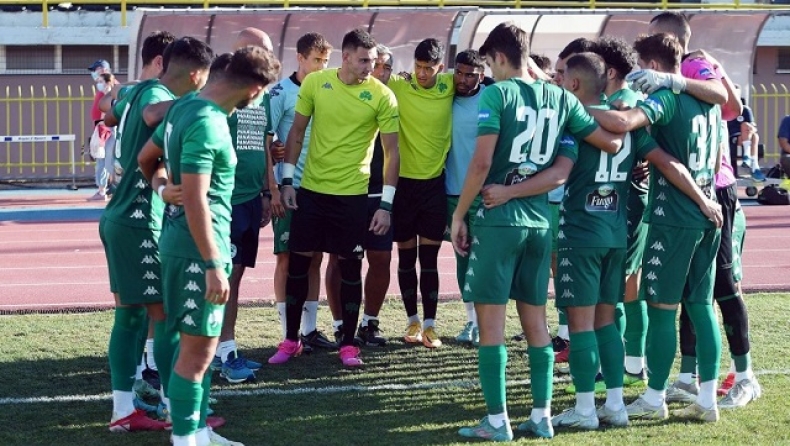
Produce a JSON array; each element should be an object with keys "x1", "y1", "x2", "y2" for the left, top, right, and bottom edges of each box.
[
  {"x1": 777, "y1": 114, "x2": 790, "y2": 176},
  {"x1": 87, "y1": 60, "x2": 113, "y2": 201}
]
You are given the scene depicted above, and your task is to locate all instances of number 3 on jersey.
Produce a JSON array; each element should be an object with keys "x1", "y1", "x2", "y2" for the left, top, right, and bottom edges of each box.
[
  {"x1": 509, "y1": 106, "x2": 560, "y2": 165},
  {"x1": 595, "y1": 133, "x2": 632, "y2": 183}
]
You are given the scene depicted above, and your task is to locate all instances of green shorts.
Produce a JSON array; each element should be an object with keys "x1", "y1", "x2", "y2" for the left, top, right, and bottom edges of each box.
[
  {"x1": 732, "y1": 206, "x2": 746, "y2": 283},
  {"x1": 99, "y1": 216, "x2": 162, "y2": 305},
  {"x1": 640, "y1": 224, "x2": 721, "y2": 305},
  {"x1": 550, "y1": 202, "x2": 560, "y2": 253},
  {"x1": 463, "y1": 225, "x2": 551, "y2": 306},
  {"x1": 272, "y1": 209, "x2": 293, "y2": 255},
  {"x1": 444, "y1": 195, "x2": 480, "y2": 242},
  {"x1": 161, "y1": 254, "x2": 231, "y2": 337},
  {"x1": 625, "y1": 191, "x2": 649, "y2": 275},
  {"x1": 555, "y1": 246, "x2": 626, "y2": 308}
]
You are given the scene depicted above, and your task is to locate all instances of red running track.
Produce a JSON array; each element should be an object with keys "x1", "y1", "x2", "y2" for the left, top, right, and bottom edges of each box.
[{"x1": 1, "y1": 191, "x2": 788, "y2": 312}]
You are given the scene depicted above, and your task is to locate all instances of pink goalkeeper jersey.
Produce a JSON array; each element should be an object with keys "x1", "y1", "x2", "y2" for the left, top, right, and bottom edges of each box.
[{"x1": 681, "y1": 57, "x2": 737, "y2": 189}]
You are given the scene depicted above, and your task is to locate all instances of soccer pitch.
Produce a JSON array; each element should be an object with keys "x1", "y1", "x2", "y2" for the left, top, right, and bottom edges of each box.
[{"x1": 2, "y1": 295, "x2": 789, "y2": 445}]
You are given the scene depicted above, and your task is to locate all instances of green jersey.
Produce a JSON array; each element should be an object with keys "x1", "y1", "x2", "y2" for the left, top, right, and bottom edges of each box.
[
  {"x1": 608, "y1": 87, "x2": 649, "y2": 195},
  {"x1": 105, "y1": 79, "x2": 175, "y2": 229},
  {"x1": 228, "y1": 92, "x2": 271, "y2": 205},
  {"x1": 475, "y1": 79, "x2": 598, "y2": 228},
  {"x1": 152, "y1": 96, "x2": 237, "y2": 263},
  {"x1": 638, "y1": 89, "x2": 721, "y2": 229},
  {"x1": 559, "y1": 106, "x2": 658, "y2": 248}
]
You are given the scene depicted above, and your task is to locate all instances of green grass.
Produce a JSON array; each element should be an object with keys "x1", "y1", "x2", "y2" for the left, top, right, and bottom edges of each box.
[{"x1": 2, "y1": 294, "x2": 790, "y2": 445}]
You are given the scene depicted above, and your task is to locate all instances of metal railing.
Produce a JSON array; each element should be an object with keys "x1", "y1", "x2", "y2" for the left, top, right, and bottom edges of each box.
[
  {"x1": 1, "y1": 85, "x2": 94, "y2": 182},
  {"x1": 0, "y1": 0, "x2": 789, "y2": 27},
  {"x1": 1, "y1": 82, "x2": 788, "y2": 182}
]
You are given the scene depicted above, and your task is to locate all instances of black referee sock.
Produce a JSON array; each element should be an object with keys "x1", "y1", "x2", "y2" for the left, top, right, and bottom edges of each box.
[
  {"x1": 418, "y1": 244, "x2": 441, "y2": 321},
  {"x1": 718, "y1": 295, "x2": 751, "y2": 356},
  {"x1": 679, "y1": 303, "x2": 697, "y2": 358},
  {"x1": 285, "y1": 253, "x2": 312, "y2": 341},
  {"x1": 398, "y1": 247, "x2": 419, "y2": 318},
  {"x1": 338, "y1": 258, "x2": 363, "y2": 347}
]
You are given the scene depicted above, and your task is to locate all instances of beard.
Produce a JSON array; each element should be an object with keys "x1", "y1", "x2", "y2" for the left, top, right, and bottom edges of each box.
[{"x1": 235, "y1": 98, "x2": 252, "y2": 110}]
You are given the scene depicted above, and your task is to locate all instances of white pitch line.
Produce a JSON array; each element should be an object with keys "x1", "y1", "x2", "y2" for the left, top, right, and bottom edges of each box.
[{"x1": 2, "y1": 370, "x2": 788, "y2": 406}]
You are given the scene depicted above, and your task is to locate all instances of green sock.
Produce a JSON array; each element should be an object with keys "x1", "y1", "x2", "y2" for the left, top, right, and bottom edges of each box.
[
  {"x1": 733, "y1": 353, "x2": 752, "y2": 374},
  {"x1": 136, "y1": 313, "x2": 149, "y2": 368},
  {"x1": 154, "y1": 320, "x2": 179, "y2": 398},
  {"x1": 198, "y1": 371, "x2": 211, "y2": 428},
  {"x1": 623, "y1": 301, "x2": 647, "y2": 357},
  {"x1": 527, "y1": 344, "x2": 554, "y2": 408},
  {"x1": 645, "y1": 305, "x2": 677, "y2": 391},
  {"x1": 614, "y1": 303, "x2": 626, "y2": 338},
  {"x1": 455, "y1": 251, "x2": 469, "y2": 291},
  {"x1": 568, "y1": 331, "x2": 598, "y2": 393},
  {"x1": 680, "y1": 355, "x2": 697, "y2": 374},
  {"x1": 169, "y1": 371, "x2": 202, "y2": 436},
  {"x1": 478, "y1": 345, "x2": 507, "y2": 414},
  {"x1": 595, "y1": 324, "x2": 624, "y2": 389},
  {"x1": 109, "y1": 306, "x2": 146, "y2": 391},
  {"x1": 557, "y1": 308, "x2": 567, "y2": 326},
  {"x1": 685, "y1": 303, "x2": 722, "y2": 382}
]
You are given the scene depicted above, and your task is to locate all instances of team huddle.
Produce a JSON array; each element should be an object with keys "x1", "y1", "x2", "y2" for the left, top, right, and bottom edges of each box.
[{"x1": 96, "y1": 10, "x2": 759, "y2": 445}]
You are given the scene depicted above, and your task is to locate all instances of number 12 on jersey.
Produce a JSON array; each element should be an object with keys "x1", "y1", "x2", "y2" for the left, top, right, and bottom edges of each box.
[
  {"x1": 509, "y1": 106, "x2": 560, "y2": 165},
  {"x1": 595, "y1": 133, "x2": 632, "y2": 183}
]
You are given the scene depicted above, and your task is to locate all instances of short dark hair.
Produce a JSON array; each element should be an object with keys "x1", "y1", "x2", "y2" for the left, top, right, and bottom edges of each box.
[
  {"x1": 224, "y1": 46, "x2": 281, "y2": 89},
  {"x1": 141, "y1": 31, "x2": 176, "y2": 67},
  {"x1": 479, "y1": 22, "x2": 530, "y2": 70},
  {"x1": 208, "y1": 52, "x2": 233, "y2": 82},
  {"x1": 166, "y1": 36, "x2": 215, "y2": 73},
  {"x1": 296, "y1": 32, "x2": 333, "y2": 58},
  {"x1": 529, "y1": 53, "x2": 552, "y2": 72},
  {"x1": 595, "y1": 36, "x2": 637, "y2": 81},
  {"x1": 415, "y1": 38, "x2": 444, "y2": 64},
  {"x1": 342, "y1": 28, "x2": 377, "y2": 53},
  {"x1": 566, "y1": 52, "x2": 607, "y2": 94},
  {"x1": 558, "y1": 38, "x2": 598, "y2": 60},
  {"x1": 650, "y1": 12, "x2": 691, "y2": 47},
  {"x1": 633, "y1": 33, "x2": 683, "y2": 72},
  {"x1": 98, "y1": 72, "x2": 115, "y2": 83},
  {"x1": 455, "y1": 49, "x2": 484, "y2": 69}
]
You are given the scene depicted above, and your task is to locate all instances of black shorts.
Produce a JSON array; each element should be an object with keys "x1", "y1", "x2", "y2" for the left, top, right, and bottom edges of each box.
[
  {"x1": 365, "y1": 196, "x2": 394, "y2": 251},
  {"x1": 289, "y1": 188, "x2": 367, "y2": 259},
  {"x1": 392, "y1": 174, "x2": 447, "y2": 243},
  {"x1": 715, "y1": 182, "x2": 737, "y2": 269},
  {"x1": 230, "y1": 196, "x2": 262, "y2": 268}
]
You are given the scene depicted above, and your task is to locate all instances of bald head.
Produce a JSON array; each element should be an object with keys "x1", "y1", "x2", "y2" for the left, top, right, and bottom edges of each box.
[{"x1": 235, "y1": 28, "x2": 273, "y2": 51}]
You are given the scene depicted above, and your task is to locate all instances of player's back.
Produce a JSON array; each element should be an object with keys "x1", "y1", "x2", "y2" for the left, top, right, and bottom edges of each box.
[
  {"x1": 642, "y1": 91, "x2": 720, "y2": 229},
  {"x1": 476, "y1": 79, "x2": 597, "y2": 228}
]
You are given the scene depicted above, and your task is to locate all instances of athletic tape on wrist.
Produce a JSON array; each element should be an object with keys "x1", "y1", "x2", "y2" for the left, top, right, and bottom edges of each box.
[{"x1": 157, "y1": 184, "x2": 166, "y2": 200}]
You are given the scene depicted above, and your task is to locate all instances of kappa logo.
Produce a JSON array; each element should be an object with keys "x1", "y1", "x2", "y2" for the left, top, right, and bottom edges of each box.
[
  {"x1": 559, "y1": 217, "x2": 565, "y2": 226},
  {"x1": 559, "y1": 204, "x2": 565, "y2": 212},
  {"x1": 472, "y1": 236, "x2": 480, "y2": 245},
  {"x1": 654, "y1": 207, "x2": 665, "y2": 217},
  {"x1": 142, "y1": 286, "x2": 159, "y2": 296},
  {"x1": 558, "y1": 230, "x2": 566, "y2": 239},
  {"x1": 559, "y1": 258, "x2": 572, "y2": 267},
  {"x1": 184, "y1": 281, "x2": 201, "y2": 292},
  {"x1": 469, "y1": 252, "x2": 477, "y2": 261},
  {"x1": 141, "y1": 255, "x2": 156, "y2": 264},
  {"x1": 353, "y1": 245, "x2": 364, "y2": 254},
  {"x1": 476, "y1": 207, "x2": 485, "y2": 218},
  {"x1": 208, "y1": 309, "x2": 224, "y2": 327},
  {"x1": 280, "y1": 232, "x2": 290, "y2": 243},
  {"x1": 185, "y1": 263, "x2": 203, "y2": 274},
  {"x1": 647, "y1": 286, "x2": 657, "y2": 296},
  {"x1": 651, "y1": 241, "x2": 665, "y2": 251},
  {"x1": 647, "y1": 256, "x2": 662, "y2": 266},
  {"x1": 184, "y1": 298, "x2": 198, "y2": 310},
  {"x1": 658, "y1": 177, "x2": 668, "y2": 187},
  {"x1": 561, "y1": 289, "x2": 574, "y2": 299},
  {"x1": 463, "y1": 283, "x2": 472, "y2": 292},
  {"x1": 466, "y1": 268, "x2": 475, "y2": 277},
  {"x1": 657, "y1": 192, "x2": 667, "y2": 201},
  {"x1": 645, "y1": 271, "x2": 658, "y2": 281},
  {"x1": 182, "y1": 315, "x2": 196, "y2": 327},
  {"x1": 560, "y1": 274, "x2": 573, "y2": 283},
  {"x1": 134, "y1": 195, "x2": 149, "y2": 204},
  {"x1": 134, "y1": 179, "x2": 147, "y2": 190},
  {"x1": 142, "y1": 271, "x2": 158, "y2": 280},
  {"x1": 140, "y1": 239, "x2": 155, "y2": 249},
  {"x1": 130, "y1": 209, "x2": 146, "y2": 219}
]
